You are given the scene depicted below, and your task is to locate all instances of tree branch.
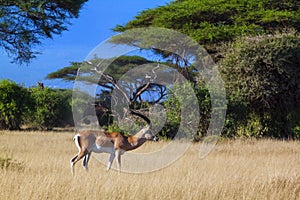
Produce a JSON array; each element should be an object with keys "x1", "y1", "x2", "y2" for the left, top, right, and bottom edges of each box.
[{"x1": 85, "y1": 61, "x2": 131, "y2": 104}]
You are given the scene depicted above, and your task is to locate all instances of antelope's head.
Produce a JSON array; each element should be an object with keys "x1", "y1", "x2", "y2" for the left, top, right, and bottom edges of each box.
[
  {"x1": 144, "y1": 129, "x2": 159, "y2": 141},
  {"x1": 131, "y1": 109, "x2": 159, "y2": 142}
]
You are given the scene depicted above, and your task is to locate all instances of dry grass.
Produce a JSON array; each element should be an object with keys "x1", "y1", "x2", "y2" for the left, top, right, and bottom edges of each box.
[{"x1": 0, "y1": 130, "x2": 299, "y2": 200}]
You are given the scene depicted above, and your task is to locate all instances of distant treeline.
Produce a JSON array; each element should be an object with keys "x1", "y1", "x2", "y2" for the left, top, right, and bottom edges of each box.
[{"x1": 0, "y1": 80, "x2": 73, "y2": 130}]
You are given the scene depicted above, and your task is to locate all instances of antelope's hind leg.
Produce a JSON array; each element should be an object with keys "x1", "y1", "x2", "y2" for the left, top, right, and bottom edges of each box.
[
  {"x1": 70, "y1": 155, "x2": 78, "y2": 175},
  {"x1": 70, "y1": 151, "x2": 87, "y2": 176}
]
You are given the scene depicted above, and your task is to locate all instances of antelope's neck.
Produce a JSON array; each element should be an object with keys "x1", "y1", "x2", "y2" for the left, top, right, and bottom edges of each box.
[
  {"x1": 126, "y1": 136, "x2": 147, "y2": 151},
  {"x1": 125, "y1": 127, "x2": 149, "y2": 150}
]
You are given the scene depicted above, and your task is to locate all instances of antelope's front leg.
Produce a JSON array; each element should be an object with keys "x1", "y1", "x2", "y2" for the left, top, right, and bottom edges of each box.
[
  {"x1": 115, "y1": 149, "x2": 121, "y2": 175},
  {"x1": 82, "y1": 152, "x2": 91, "y2": 171},
  {"x1": 106, "y1": 153, "x2": 115, "y2": 171}
]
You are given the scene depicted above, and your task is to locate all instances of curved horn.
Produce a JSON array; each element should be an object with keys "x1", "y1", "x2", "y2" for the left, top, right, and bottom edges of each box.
[{"x1": 130, "y1": 109, "x2": 151, "y2": 126}]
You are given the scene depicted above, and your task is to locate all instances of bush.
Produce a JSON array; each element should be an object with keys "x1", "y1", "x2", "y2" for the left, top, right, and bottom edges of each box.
[
  {"x1": 0, "y1": 80, "x2": 32, "y2": 130},
  {"x1": 28, "y1": 88, "x2": 73, "y2": 130},
  {"x1": 0, "y1": 79, "x2": 74, "y2": 130},
  {"x1": 220, "y1": 31, "x2": 300, "y2": 138},
  {"x1": 162, "y1": 82, "x2": 211, "y2": 140}
]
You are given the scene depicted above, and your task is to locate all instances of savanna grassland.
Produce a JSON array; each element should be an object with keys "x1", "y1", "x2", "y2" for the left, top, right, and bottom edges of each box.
[{"x1": 0, "y1": 131, "x2": 299, "y2": 200}]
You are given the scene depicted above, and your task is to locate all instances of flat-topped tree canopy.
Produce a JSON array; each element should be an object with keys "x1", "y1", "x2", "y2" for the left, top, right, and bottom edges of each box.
[
  {"x1": 47, "y1": 55, "x2": 169, "y2": 106},
  {"x1": 113, "y1": 0, "x2": 299, "y2": 51},
  {"x1": 47, "y1": 55, "x2": 151, "y2": 82}
]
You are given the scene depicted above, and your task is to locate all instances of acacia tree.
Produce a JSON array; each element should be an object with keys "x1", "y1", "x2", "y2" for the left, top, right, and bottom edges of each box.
[
  {"x1": 110, "y1": 0, "x2": 300, "y2": 138},
  {"x1": 0, "y1": 0, "x2": 87, "y2": 64},
  {"x1": 109, "y1": 0, "x2": 300, "y2": 94},
  {"x1": 48, "y1": 53, "x2": 209, "y2": 139},
  {"x1": 47, "y1": 56, "x2": 169, "y2": 127}
]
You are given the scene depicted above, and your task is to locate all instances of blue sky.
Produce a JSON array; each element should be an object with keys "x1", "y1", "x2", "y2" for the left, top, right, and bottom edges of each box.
[{"x1": 0, "y1": 0, "x2": 170, "y2": 88}]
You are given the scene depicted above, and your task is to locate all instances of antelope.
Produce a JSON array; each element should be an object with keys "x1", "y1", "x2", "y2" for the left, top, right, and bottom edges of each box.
[{"x1": 70, "y1": 110, "x2": 158, "y2": 175}]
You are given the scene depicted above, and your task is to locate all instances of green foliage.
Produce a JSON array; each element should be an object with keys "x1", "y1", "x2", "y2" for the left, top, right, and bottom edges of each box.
[
  {"x1": 46, "y1": 62, "x2": 82, "y2": 81},
  {"x1": 162, "y1": 91, "x2": 180, "y2": 139},
  {"x1": 114, "y1": 0, "x2": 299, "y2": 47},
  {"x1": 28, "y1": 88, "x2": 73, "y2": 130},
  {"x1": 221, "y1": 32, "x2": 300, "y2": 138},
  {"x1": 107, "y1": 122, "x2": 123, "y2": 133},
  {"x1": 0, "y1": 0, "x2": 87, "y2": 64},
  {"x1": 293, "y1": 126, "x2": 300, "y2": 139},
  {"x1": 0, "y1": 80, "x2": 32, "y2": 130},
  {"x1": 0, "y1": 79, "x2": 73, "y2": 130},
  {"x1": 162, "y1": 82, "x2": 211, "y2": 140}
]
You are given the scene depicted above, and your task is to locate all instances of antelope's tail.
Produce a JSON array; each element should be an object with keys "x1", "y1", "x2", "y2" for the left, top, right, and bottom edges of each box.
[{"x1": 73, "y1": 134, "x2": 81, "y2": 152}]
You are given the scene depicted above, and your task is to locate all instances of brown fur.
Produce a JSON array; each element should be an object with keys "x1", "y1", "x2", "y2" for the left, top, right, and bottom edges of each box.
[{"x1": 70, "y1": 127, "x2": 156, "y2": 175}]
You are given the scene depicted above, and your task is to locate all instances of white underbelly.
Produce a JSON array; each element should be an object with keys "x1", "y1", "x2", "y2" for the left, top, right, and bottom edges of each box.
[
  {"x1": 92, "y1": 144, "x2": 115, "y2": 154},
  {"x1": 91, "y1": 144, "x2": 126, "y2": 155}
]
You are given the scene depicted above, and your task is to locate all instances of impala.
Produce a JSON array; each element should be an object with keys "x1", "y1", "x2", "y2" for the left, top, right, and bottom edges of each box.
[{"x1": 70, "y1": 110, "x2": 158, "y2": 175}]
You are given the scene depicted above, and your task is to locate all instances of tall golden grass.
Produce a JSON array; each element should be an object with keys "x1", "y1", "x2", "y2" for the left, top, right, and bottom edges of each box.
[{"x1": 0, "y1": 130, "x2": 299, "y2": 200}]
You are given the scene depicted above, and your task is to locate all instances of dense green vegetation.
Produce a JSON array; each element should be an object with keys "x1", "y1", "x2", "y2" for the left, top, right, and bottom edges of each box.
[
  {"x1": 221, "y1": 32, "x2": 300, "y2": 138},
  {"x1": 160, "y1": 82, "x2": 211, "y2": 140},
  {"x1": 27, "y1": 87, "x2": 73, "y2": 130},
  {"x1": 0, "y1": 80, "x2": 32, "y2": 130},
  {"x1": 0, "y1": 80, "x2": 73, "y2": 130}
]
